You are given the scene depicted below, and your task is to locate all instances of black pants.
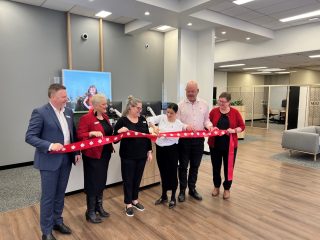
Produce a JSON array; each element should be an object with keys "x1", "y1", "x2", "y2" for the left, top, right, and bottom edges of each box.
[
  {"x1": 210, "y1": 147, "x2": 237, "y2": 190},
  {"x1": 156, "y1": 144, "x2": 179, "y2": 192},
  {"x1": 121, "y1": 157, "x2": 146, "y2": 204},
  {"x1": 83, "y1": 152, "x2": 111, "y2": 196},
  {"x1": 178, "y1": 138, "x2": 204, "y2": 191}
]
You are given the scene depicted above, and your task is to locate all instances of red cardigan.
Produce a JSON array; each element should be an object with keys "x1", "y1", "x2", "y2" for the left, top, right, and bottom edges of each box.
[
  {"x1": 208, "y1": 107, "x2": 245, "y2": 148},
  {"x1": 77, "y1": 109, "x2": 113, "y2": 159}
]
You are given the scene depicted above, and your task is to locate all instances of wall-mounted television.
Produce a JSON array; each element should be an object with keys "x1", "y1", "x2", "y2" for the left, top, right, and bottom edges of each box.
[{"x1": 62, "y1": 69, "x2": 112, "y2": 112}]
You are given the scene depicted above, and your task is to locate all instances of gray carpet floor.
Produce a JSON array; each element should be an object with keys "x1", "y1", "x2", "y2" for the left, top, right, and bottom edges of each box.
[
  {"x1": 272, "y1": 152, "x2": 320, "y2": 169},
  {"x1": 0, "y1": 166, "x2": 40, "y2": 212}
]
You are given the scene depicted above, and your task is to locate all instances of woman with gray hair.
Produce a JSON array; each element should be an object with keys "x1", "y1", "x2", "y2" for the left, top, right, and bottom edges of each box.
[
  {"x1": 77, "y1": 94, "x2": 114, "y2": 223},
  {"x1": 113, "y1": 95, "x2": 153, "y2": 217}
]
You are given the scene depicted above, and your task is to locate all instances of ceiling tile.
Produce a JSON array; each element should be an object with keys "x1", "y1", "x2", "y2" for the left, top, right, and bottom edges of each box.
[
  {"x1": 10, "y1": 0, "x2": 44, "y2": 6},
  {"x1": 221, "y1": 6, "x2": 253, "y2": 17},
  {"x1": 207, "y1": 1, "x2": 234, "y2": 12},
  {"x1": 42, "y1": 0, "x2": 74, "y2": 12},
  {"x1": 256, "y1": 0, "x2": 318, "y2": 15}
]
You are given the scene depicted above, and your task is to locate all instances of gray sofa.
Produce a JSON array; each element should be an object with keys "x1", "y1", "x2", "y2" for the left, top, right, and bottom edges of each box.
[{"x1": 281, "y1": 126, "x2": 320, "y2": 161}]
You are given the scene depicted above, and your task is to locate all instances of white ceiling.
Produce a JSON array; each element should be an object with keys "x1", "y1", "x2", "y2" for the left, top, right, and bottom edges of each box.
[{"x1": 9, "y1": 0, "x2": 320, "y2": 71}]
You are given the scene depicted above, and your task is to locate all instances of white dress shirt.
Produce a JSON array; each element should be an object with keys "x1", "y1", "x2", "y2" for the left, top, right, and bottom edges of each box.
[
  {"x1": 50, "y1": 103, "x2": 71, "y2": 145},
  {"x1": 147, "y1": 114, "x2": 185, "y2": 147}
]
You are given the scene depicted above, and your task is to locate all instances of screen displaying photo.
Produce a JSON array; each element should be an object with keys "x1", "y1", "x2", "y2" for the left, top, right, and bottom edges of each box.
[{"x1": 62, "y1": 69, "x2": 112, "y2": 112}]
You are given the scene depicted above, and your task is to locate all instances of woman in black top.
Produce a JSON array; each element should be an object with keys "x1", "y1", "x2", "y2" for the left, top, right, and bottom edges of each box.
[
  {"x1": 77, "y1": 94, "x2": 114, "y2": 223},
  {"x1": 113, "y1": 95, "x2": 152, "y2": 217}
]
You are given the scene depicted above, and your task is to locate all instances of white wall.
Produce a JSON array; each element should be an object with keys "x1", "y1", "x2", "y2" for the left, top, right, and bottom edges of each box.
[
  {"x1": 164, "y1": 29, "x2": 179, "y2": 103},
  {"x1": 214, "y1": 71, "x2": 227, "y2": 98},
  {"x1": 215, "y1": 22, "x2": 320, "y2": 63}
]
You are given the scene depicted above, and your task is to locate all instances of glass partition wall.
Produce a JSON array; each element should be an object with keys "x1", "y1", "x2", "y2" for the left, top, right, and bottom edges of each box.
[{"x1": 227, "y1": 84, "x2": 320, "y2": 131}]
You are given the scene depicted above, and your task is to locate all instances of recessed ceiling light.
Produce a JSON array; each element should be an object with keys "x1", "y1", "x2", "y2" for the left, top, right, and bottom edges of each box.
[
  {"x1": 214, "y1": 36, "x2": 217, "y2": 39},
  {"x1": 309, "y1": 55, "x2": 320, "y2": 58},
  {"x1": 221, "y1": 31, "x2": 226, "y2": 35},
  {"x1": 276, "y1": 72, "x2": 291, "y2": 74},
  {"x1": 251, "y1": 72, "x2": 271, "y2": 74},
  {"x1": 187, "y1": 22, "x2": 192, "y2": 26},
  {"x1": 259, "y1": 68, "x2": 286, "y2": 72},
  {"x1": 144, "y1": 11, "x2": 150, "y2": 16},
  {"x1": 233, "y1": 0, "x2": 255, "y2": 5},
  {"x1": 243, "y1": 67, "x2": 267, "y2": 70},
  {"x1": 279, "y1": 9, "x2": 320, "y2": 22},
  {"x1": 219, "y1": 63, "x2": 245, "y2": 68},
  {"x1": 246, "y1": 37, "x2": 251, "y2": 40},
  {"x1": 95, "y1": 10, "x2": 112, "y2": 18},
  {"x1": 156, "y1": 25, "x2": 173, "y2": 31},
  {"x1": 309, "y1": 17, "x2": 319, "y2": 21}
]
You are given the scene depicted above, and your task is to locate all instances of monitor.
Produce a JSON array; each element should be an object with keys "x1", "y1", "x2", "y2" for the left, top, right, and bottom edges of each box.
[
  {"x1": 141, "y1": 101, "x2": 162, "y2": 117},
  {"x1": 107, "y1": 101, "x2": 122, "y2": 119},
  {"x1": 281, "y1": 99, "x2": 287, "y2": 108},
  {"x1": 62, "y1": 69, "x2": 112, "y2": 112}
]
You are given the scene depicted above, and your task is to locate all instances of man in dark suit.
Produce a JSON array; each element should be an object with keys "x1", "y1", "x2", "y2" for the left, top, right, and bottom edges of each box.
[{"x1": 26, "y1": 84, "x2": 81, "y2": 240}]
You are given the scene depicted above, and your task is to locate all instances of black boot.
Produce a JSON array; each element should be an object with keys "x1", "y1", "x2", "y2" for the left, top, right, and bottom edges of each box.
[
  {"x1": 95, "y1": 193, "x2": 110, "y2": 218},
  {"x1": 86, "y1": 196, "x2": 102, "y2": 224}
]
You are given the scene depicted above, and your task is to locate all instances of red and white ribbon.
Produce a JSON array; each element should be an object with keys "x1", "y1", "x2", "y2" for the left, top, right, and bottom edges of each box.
[{"x1": 52, "y1": 129, "x2": 235, "y2": 180}]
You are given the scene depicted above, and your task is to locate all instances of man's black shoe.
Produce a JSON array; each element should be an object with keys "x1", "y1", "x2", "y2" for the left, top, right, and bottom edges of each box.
[
  {"x1": 42, "y1": 233, "x2": 56, "y2": 240},
  {"x1": 189, "y1": 189, "x2": 203, "y2": 201},
  {"x1": 53, "y1": 223, "x2": 72, "y2": 234},
  {"x1": 178, "y1": 191, "x2": 185, "y2": 202}
]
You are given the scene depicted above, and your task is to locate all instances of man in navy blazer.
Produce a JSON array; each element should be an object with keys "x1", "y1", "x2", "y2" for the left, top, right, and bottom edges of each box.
[{"x1": 26, "y1": 84, "x2": 81, "y2": 240}]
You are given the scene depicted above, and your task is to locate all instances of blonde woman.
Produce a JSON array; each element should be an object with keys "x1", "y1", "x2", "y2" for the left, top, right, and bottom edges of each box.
[{"x1": 113, "y1": 96, "x2": 152, "y2": 217}]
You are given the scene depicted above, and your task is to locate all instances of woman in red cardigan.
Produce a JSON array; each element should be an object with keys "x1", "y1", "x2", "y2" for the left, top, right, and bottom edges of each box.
[
  {"x1": 77, "y1": 94, "x2": 113, "y2": 223},
  {"x1": 208, "y1": 92, "x2": 245, "y2": 200}
]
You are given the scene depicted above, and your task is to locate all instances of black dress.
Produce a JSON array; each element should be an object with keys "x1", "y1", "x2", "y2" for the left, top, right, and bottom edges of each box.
[{"x1": 83, "y1": 119, "x2": 113, "y2": 196}]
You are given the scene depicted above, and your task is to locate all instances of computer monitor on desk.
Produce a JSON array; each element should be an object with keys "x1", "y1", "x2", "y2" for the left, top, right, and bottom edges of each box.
[{"x1": 141, "y1": 101, "x2": 162, "y2": 117}]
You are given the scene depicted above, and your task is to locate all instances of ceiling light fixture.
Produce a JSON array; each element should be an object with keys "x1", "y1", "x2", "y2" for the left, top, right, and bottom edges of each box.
[
  {"x1": 243, "y1": 66, "x2": 267, "y2": 70},
  {"x1": 276, "y1": 72, "x2": 291, "y2": 74},
  {"x1": 279, "y1": 9, "x2": 320, "y2": 22},
  {"x1": 233, "y1": 0, "x2": 255, "y2": 5},
  {"x1": 219, "y1": 63, "x2": 245, "y2": 68},
  {"x1": 309, "y1": 17, "x2": 319, "y2": 21},
  {"x1": 221, "y1": 31, "x2": 226, "y2": 35},
  {"x1": 259, "y1": 68, "x2": 286, "y2": 72},
  {"x1": 309, "y1": 54, "x2": 320, "y2": 58},
  {"x1": 251, "y1": 72, "x2": 271, "y2": 74},
  {"x1": 144, "y1": 11, "x2": 150, "y2": 16},
  {"x1": 95, "y1": 10, "x2": 112, "y2": 18},
  {"x1": 187, "y1": 22, "x2": 192, "y2": 26},
  {"x1": 246, "y1": 37, "x2": 251, "y2": 40},
  {"x1": 156, "y1": 25, "x2": 173, "y2": 31}
]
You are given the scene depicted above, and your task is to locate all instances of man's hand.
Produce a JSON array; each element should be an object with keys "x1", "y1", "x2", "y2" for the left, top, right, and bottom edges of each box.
[{"x1": 51, "y1": 143, "x2": 64, "y2": 151}]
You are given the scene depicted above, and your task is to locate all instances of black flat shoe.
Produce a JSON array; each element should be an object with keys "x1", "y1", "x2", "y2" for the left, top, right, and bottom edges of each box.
[
  {"x1": 42, "y1": 233, "x2": 56, "y2": 240},
  {"x1": 154, "y1": 197, "x2": 168, "y2": 205},
  {"x1": 53, "y1": 223, "x2": 72, "y2": 234},
  {"x1": 168, "y1": 200, "x2": 176, "y2": 209},
  {"x1": 189, "y1": 189, "x2": 203, "y2": 201}
]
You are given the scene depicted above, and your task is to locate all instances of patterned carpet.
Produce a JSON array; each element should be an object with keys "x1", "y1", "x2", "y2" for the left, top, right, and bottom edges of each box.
[
  {"x1": 0, "y1": 166, "x2": 40, "y2": 212},
  {"x1": 272, "y1": 152, "x2": 320, "y2": 169}
]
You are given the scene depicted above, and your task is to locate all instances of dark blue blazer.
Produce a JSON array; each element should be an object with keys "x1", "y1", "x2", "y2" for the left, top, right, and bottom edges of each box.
[{"x1": 25, "y1": 103, "x2": 77, "y2": 171}]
